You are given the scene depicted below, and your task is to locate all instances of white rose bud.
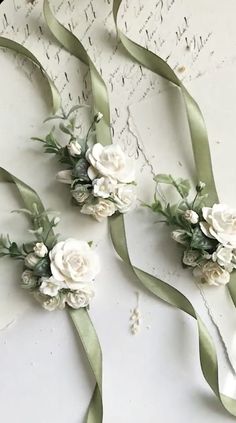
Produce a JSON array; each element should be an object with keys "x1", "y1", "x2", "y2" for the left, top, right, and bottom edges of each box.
[
  {"x1": 212, "y1": 245, "x2": 234, "y2": 272},
  {"x1": 184, "y1": 209, "x2": 199, "y2": 224},
  {"x1": 72, "y1": 189, "x2": 90, "y2": 204},
  {"x1": 112, "y1": 183, "x2": 137, "y2": 213},
  {"x1": 196, "y1": 181, "x2": 206, "y2": 192},
  {"x1": 94, "y1": 112, "x2": 103, "y2": 123},
  {"x1": 67, "y1": 139, "x2": 82, "y2": 157},
  {"x1": 21, "y1": 270, "x2": 38, "y2": 289},
  {"x1": 93, "y1": 177, "x2": 116, "y2": 199},
  {"x1": 56, "y1": 170, "x2": 73, "y2": 185},
  {"x1": 182, "y1": 250, "x2": 199, "y2": 267},
  {"x1": 81, "y1": 199, "x2": 116, "y2": 221},
  {"x1": 171, "y1": 229, "x2": 187, "y2": 245},
  {"x1": 66, "y1": 287, "x2": 94, "y2": 309},
  {"x1": 34, "y1": 292, "x2": 65, "y2": 311},
  {"x1": 39, "y1": 276, "x2": 65, "y2": 297},
  {"x1": 33, "y1": 242, "x2": 48, "y2": 258},
  {"x1": 24, "y1": 253, "x2": 41, "y2": 269}
]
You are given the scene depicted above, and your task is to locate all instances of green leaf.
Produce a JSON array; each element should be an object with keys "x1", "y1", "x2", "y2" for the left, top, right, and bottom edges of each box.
[
  {"x1": 72, "y1": 158, "x2": 90, "y2": 182},
  {"x1": 57, "y1": 146, "x2": 75, "y2": 166},
  {"x1": 11, "y1": 208, "x2": 33, "y2": 216},
  {"x1": 190, "y1": 227, "x2": 217, "y2": 250},
  {"x1": 8, "y1": 242, "x2": 23, "y2": 258},
  {"x1": 66, "y1": 104, "x2": 90, "y2": 118},
  {"x1": 150, "y1": 201, "x2": 163, "y2": 213},
  {"x1": 45, "y1": 131, "x2": 58, "y2": 146},
  {"x1": 45, "y1": 147, "x2": 59, "y2": 154},
  {"x1": 176, "y1": 178, "x2": 191, "y2": 197},
  {"x1": 22, "y1": 243, "x2": 34, "y2": 254},
  {"x1": 31, "y1": 137, "x2": 46, "y2": 144},
  {"x1": 33, "y1": 257, "x2": 51, "y2": 277},
  {"x1": 43, "y1": 114, "x2": 64, "y2": 123},
  {"x1": 153, "y1": 174, "x2": 173, "y2": 184},
  {"x1": 59, "y1": 122, "x2": 72, "y2": 135}
]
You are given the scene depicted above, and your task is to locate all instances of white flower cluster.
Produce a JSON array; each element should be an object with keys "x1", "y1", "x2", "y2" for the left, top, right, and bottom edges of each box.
[
  {"x1": 57, "y1": 142, "x2": 137, "y2": 221},
  {"x1": 172, "y1": 204, "x2": 236, "y2": 286},
  {"x1": 21, "y1": 239, "x2": 100, "y2": 311}
]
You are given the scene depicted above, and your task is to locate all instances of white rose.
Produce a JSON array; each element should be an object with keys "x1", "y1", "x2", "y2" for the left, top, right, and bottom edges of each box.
[
  {"x1": 34, "y1": 242, "x2": 48, "y2": 258},
  {"x1": 93, "y1": 177, "x2": 116, "y2": 199},
  {"x1": 49, "y1": 239, "x2": 100, "y2": 290},
  {"x1": 39, "y1": 276, "x2": 65, "y2": 297},
  {"x1": 66, "y1": 287, "x2": 94, "y2": 309},
  {"x1": 184, "y1": 210, "x2": 199, "y2": 224},
  {"x1": 86, "y1": 143, "x2": 135, "y2": 183},
  {"x1": 200, "y1": 204, "x2": 236, "y2": 247},
  {"x1": 212, "y1": 245, "x2": 234, "y2": 272},
  {"x1": 171, "y1": 229, "x2": 187, "y2": 245},
  {"x1": 112, "y1": 184, "x2": 137, "y2": 213},
  {"x1": 35, "y1": 292, "x2": 65, "y2": 311},
  {"x1": 21, "y1": 270, "x2": 38, "y2": 289},
  {"x1": 56, "y1": 170, "x2": 73, "y2": 185},
  {"x1": 67, "y1": 139, "x2": 82, "y2": 157},
  {"x1": 71, "y1": 186, "x2": 90, "y2": 203},
  {"x1": 24, "y1": 253, "x2": 41, "y2": 269},
  {"x1": 81, "y1": 199, "x2": 116, "y2": 221},
  {"x1": 194, "y1": 260, "x2": 230, "y2": 286},
  {"x1": 182, "y1": 250, "x2": 199, "y2": 267}
]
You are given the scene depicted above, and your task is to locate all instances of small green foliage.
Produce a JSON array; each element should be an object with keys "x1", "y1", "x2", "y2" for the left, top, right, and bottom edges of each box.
[
  {"x1": 149, "y1": 173, "x2": 213, "y2": 258},
  {"x1": 150, "y1": 200, "x2": 163, "y2": 213},
  {"x1": 175, "y1": 177, "x2": 191, "y2": 198},
  {"x1": 0, "y1": 235, "x2": 28, "y2": 260},
  {"x1": 57, "y1": 146, "x2": 75, "y2": 166},
  {"x1": 190, "y1": 227, "x2": 217, "y2": 251},
  {"x1": 32, "y1": 129, "x2": 61, "y2": 155},
  {"x1": 154, "y1": 174, "x2": 173, "y2": 184},
  {"x1": 10, "y1": 205, "x2": 61, "y2": 248},
  {"x1": 59, "y1": 122, "x2": 73, "y2": 136},
  {"x1": 72, "y1": 158, "x2": 91, "y2": 182}
]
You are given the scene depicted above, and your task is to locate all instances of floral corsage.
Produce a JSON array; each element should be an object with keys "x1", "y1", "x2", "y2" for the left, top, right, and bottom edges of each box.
[
  {"x1": 0, "y1": 207, "x2": 100, "y2": 311},
  {"x1": 149, "y1": 174, "x2": 236, "y2": 286},
  {"x1": 33, "y1": 107, "x2": 137, "y2": 221}
]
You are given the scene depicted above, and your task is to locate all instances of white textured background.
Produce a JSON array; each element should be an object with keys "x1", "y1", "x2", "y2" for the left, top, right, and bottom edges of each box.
[{"x1": 1, "y1": 1, "x2": 236, "y2": 422}]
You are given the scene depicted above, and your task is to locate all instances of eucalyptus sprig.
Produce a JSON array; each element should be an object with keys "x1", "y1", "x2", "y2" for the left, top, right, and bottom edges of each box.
[
  {"x1": 31, "y1": 105, "x2": 99, "y2": 170},
  {"x1": 148, "y1": 174, "x2": 217, "y2": 253},
  {"x1": 0, "y1": 234, "x2": 33, "y2": 260},
  {"x1": 12, "y1": 205, "x2": 61, "y2": 247}
]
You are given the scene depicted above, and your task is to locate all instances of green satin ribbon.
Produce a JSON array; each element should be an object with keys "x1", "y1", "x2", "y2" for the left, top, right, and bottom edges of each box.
[
  {"x1": 113, "y1": 0, "x2": 218, "y2": 206},
  {"x1": 0, "y1": 37, "x2": 60, "y2": 113},
  {"x1": 112, "y1": 0, "x2": 236, "y2": 306},
  {"x1": 0, "y1": 41, "x2": 102, "y2": 422},
  {"x1": 43, "y1": 0, "x2": 236, "y2": 417},
  {"x1": 43, "y1": 0, "x2": 111, "y2": 147}
]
